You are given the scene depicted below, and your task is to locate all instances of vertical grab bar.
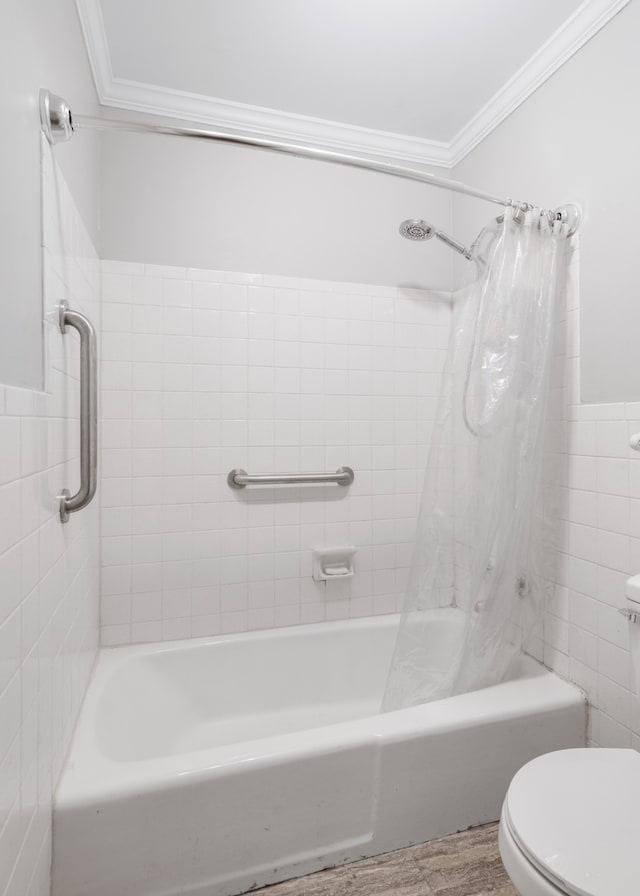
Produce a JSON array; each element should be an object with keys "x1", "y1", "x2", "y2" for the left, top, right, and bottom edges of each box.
[{"x1": 57, "y1": 301, "x2": 98, "y2": 523}]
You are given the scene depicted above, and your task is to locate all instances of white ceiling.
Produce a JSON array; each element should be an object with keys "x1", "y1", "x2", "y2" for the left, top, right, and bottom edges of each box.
[{"x1": 80, "y1": 0, "x2": 627, "y2": 166}]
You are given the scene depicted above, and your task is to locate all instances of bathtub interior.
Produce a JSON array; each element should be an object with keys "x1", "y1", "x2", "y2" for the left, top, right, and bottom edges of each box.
[{"x1": 96, "y1": 610, "x2": 467, "y2": 762}]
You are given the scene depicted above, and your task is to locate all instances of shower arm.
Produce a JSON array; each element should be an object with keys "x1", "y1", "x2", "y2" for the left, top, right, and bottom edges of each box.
[{"x1": 40, "y1": 90, "x2": 579, "y2": 227}]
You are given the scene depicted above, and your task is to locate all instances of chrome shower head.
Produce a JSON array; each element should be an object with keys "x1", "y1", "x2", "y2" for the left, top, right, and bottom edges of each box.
[
  {"x1": 399, "y1": 218, "x2": 474, "y2": 260},
  {"x1": 399, "y1": 219, "x2": 434, "y2": 241}
]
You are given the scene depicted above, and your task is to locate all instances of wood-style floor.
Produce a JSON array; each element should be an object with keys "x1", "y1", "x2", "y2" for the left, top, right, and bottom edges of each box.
[{"x1": 257, "y1": 823, "x2": 517, "y2": 896}]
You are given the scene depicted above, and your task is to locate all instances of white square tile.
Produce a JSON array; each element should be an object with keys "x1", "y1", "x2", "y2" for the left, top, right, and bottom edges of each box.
[
  {"x1": 596, "y1": 457, "x2": 628, "y2": 497},
  {"x1": 5, "y1": 153, "x2": 103, "y2": 893}
]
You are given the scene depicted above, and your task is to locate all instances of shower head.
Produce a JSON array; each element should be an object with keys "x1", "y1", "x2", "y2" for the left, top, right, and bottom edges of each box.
[
  {"x1": 399, "y1": 219, "x2": 434, "y2": 241},
  {"x1": 399, "y1": 218, "x2": 474, "y2": 260}
]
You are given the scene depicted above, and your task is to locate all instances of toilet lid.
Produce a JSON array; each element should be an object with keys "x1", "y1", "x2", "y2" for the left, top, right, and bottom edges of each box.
[{"x1": 504, "y1": 749, "x2": 640, "y2": 896}]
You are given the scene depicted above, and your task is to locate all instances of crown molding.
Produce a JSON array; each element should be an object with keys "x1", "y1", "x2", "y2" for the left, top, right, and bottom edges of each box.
[
  {"x1": 77, "y1": 0, "x2": 630, "y2": 170},
  {"x1": 76, "y1": 0, "x2": 115, "y2": 97},
  {"x1": 98, "y1": 77, "x2": 452, "y2": 167},
  {"x1": 449, "y1": 0, "x2": 632, "y2": 165}
]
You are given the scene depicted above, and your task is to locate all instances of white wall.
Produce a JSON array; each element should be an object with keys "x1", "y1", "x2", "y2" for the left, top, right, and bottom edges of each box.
[
  {"x1": 453, "y1": 2, "x2": 640, "y2": 748},
  {"x1": 451, "y1": 0, "x2": 640, "y2": 404},
  {"x1": 98, "y1": 125, "x2": 457, "y2": 646},
  {"x1": 0, "y1": 0, "x2": 100, "y2": 390},
  {"x1": 100, "y1": 130, "x2": 454, "y2": 290},
  {"x1": 1, "y1": 1, "x2": 102, "y2": 891},
  {"x1": 98, "y1": 260, "x2": 449, "y2": 645},
  {"x1": 544, "y1": 251, "x2": 640, "y2": 750},
  {"x1": 0, "y1": 142, "x2": 101, "y2": 896}
]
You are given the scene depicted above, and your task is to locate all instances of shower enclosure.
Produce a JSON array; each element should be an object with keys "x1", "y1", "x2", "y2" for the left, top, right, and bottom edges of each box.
[{"x1": 41, "y1": 91, "x2": 584, "y2": 896}]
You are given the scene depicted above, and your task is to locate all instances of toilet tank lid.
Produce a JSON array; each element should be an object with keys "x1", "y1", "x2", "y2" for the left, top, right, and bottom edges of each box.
[
  {"x1": 626, "y1": 573, "x2": 640, "y2": 604},
  {"x1": 504, "y1": 748, "x2": 640, "y2": 896}
]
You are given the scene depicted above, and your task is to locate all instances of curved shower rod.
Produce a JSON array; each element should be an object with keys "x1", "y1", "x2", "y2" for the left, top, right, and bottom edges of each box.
[{"x1": 39, "y1": 90, "x2": 580, "y2": 236}]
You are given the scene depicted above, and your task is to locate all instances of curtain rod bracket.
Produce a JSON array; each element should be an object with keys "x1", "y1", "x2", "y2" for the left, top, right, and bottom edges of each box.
[
  {"x1": 40, "y1": 89, "x2": 74, "y2": 145},
  {"x1": 553, "y1": 203, "x2": 581, "y2": 237}
]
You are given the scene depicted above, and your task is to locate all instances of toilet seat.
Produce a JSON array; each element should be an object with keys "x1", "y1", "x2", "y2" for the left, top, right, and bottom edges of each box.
[
  {"x1": 499, "y1": 817, "x2": 568, "y2": 896},
  {"x1": 502, "y1": 748, "x2": 640, "y2": 896}
]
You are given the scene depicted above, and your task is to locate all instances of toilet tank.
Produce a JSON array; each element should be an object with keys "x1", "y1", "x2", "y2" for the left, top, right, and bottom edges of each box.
[{"x1": 625, "y1": 575, "x2": 640, "y2": 695}]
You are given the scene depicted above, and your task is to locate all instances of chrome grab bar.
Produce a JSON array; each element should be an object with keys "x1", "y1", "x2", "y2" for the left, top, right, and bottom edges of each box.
[
  {"x1": 228, "y1": 466, "x2": 355, "y2": 489},
  {"x1": 57, "y1": 301, "x2": 98, "y2": 523}
]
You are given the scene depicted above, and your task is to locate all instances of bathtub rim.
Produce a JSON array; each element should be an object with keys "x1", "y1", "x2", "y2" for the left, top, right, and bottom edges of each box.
[{"x1": 55, "y1": 613, "x2": 586, "y2": 809}]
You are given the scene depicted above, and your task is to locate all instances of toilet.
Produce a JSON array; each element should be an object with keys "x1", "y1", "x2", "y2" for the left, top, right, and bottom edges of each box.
[
  {"x1": 499, "y1": 748, "x2": 640, "y2": 895},
  {"x1": 499, "y1": 576, "x2": 640, "y2": 896}
]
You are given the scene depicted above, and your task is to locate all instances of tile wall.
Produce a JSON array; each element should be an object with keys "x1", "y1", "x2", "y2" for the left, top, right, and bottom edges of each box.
[
  {"x1": 99, "y1": 237, "x2": 640, "y2": 749},
  {"x1": 0, "y1": 142, "x2": 100, "y2": 895},
  {"x1": 545, "y1": 245, "x2": 640, "y2": 748},
  {"x1": 99, "y1": 262, "x2": 450, "y2": 645}
]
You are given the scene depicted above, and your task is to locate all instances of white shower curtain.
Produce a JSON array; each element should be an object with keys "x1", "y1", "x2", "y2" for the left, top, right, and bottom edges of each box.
[{"x1": 383, "y1": 207, "x2": 570, "y2": 710}]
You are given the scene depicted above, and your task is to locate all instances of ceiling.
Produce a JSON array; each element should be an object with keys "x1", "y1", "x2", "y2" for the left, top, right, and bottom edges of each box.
[{"x1": 78, "y1": 0, "x2": 627, "y2": 166}]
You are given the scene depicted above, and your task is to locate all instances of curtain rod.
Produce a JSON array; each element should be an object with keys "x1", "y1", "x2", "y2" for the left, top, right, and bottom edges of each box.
[
  {"x1": 40, "y1": 90, "x2": 580, "y2": 235},
  {"x1": 40, "y1": 89, "x2": 525, "y2": 211}
]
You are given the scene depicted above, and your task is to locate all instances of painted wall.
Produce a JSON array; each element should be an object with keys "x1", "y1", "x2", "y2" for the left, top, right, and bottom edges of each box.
[
  {"x1": 1, "y1": 0, "x2": 100, "y2": 390},
  {"x1": 451, "y1": 0, "x2": 640, "y2": 404},
  {"x1": 99, "y1": 260, "x2": 449, "y2": 645},
  {"x1": 0, "y1": 1, "x2": 102, "y2": 891},
  {"x1": 100, "y1": 130, "x2": 454, "y2": 291},
  {"x1": 453, "y1": 2, "x2": 640, "y2": 747}
]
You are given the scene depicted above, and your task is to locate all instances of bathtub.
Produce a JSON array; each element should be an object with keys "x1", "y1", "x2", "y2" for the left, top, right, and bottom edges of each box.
[{"x1": 52, "y1": 612, "x2": 585, "y2": 896}]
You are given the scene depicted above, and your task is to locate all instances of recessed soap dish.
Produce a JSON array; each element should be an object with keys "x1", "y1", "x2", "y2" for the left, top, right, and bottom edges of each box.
[{"x1": 312, "y1": 547, "x2": 356, "y2": 581}]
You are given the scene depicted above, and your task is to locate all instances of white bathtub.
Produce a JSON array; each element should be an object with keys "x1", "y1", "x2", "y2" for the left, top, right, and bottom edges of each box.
[{"x1": 52, "y1": 612, "x2": 585, "y2": 896}]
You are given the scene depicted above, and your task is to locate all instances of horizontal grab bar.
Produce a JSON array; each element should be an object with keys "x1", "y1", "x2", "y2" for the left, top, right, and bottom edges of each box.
[{"x1": 227, "y1": 467, "x2": 355, "y2": 489}]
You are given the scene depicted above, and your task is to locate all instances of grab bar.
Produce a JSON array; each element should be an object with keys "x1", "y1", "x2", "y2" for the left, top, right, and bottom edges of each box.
[
  {"x1": 228, "y1": 467, "x2": 355, "y2": 489},
  {"x1": 57, "y1": 301, "x2": 98, "y2": 522}
]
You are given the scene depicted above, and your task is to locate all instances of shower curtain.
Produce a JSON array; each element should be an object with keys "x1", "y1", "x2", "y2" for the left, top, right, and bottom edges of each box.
[{"x1": 383, "y1": 206, "x2": 570, "y2": 711}]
